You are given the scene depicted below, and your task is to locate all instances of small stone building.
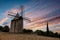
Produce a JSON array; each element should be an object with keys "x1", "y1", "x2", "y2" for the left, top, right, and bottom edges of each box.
[{"x1": 10, "y1": 13, "x2": 23, "y2": 33}]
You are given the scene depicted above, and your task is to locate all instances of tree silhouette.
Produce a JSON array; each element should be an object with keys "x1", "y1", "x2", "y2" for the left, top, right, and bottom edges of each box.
[
  {"x1": 23, "y1": 29, "x2": 33, "y2": 34},
  {"x1": 34, "y1": 30, "x2": 60, "y2": 38},
  {"x1": 35, "y1": 30, "x2": 44, "y2": 35},
  {"x1": 0, "y1": 26, "x2": 3, "y2": 31},
  {"x1": 3, "y1": 25, "x2": 9, "y2": 32}
]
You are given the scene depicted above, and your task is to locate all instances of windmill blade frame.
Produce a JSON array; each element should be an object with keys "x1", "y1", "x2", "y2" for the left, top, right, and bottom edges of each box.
[
  {"x1": 8, "y1": 14, "x2": 16, "y2": 17},
  {"x1": 20, "y1": 6, "x2": 24, "y2": 17},
  {"x1": 23, "y1": 17, "x2": 31, "y2": 23}
]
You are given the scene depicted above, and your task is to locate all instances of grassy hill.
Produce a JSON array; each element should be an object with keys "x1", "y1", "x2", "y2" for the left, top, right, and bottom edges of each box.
[{"x1": 0, "y1": 32, "x2": 60, "y2": 40}]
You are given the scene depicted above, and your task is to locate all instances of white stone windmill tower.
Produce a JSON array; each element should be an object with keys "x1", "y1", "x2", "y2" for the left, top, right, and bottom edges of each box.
[{"x1": 8, "y1": 6, "x2": 31, "y2": 33}]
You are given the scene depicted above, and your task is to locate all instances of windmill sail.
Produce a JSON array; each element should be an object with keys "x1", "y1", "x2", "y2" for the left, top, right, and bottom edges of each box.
[{"x1": 20, "y1": 6, "x2": 24, "y2": 17}]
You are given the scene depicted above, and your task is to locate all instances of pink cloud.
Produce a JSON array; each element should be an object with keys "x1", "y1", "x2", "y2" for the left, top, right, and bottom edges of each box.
[
  {"x1": 0, "y1": 17, "x2": 8, "y2": 25},
  {"x1": 0, "y1": 8, "x2": 20, "y2": 26}
]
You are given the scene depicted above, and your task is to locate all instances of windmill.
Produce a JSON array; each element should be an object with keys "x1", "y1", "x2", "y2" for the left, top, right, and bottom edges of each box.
[{"x1": 8, "y1": 6, "x2": 31, "y2": 33}]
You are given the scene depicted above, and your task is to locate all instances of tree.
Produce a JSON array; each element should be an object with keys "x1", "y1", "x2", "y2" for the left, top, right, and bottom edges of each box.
[
  {"x1": 54, "y1": 32, "x2": 58, "y2": 37},
  {"x1": 3, "y1": 25, "x2": 9, "y2": 32},
  {"x1": 0, "y1": 26, "x2": 3, "y2": 31},
  {"x1": 23, "y1": 29, "x2": 33, "y2": 34},
  {"x1": 34, "y1": 30, "x2": 44, "y2": 35}
]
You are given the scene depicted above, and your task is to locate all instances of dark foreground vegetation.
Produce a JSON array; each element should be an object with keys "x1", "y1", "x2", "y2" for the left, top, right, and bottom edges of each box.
[
  {"x1": 23, "y1": 29, "x2": 60, "y2": 38},
  {"x1": 0, "y1": 26, "x2": 60, "y2": 38},
  {"x1": 34, "y1": 30, "x2": 60, "y2": 38},
  {"x1": 0, "y1": 26, "x2": 9, "y2": 32},
  {"x1": 23, "y1": 29, "x2": 33, "y2": 34},
  {"x1": 22, "y1": 29, "x2": 60, "y2": 38}
]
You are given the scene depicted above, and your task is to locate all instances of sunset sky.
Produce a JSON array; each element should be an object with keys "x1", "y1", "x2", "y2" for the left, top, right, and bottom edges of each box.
[{"x1": 0, "y1": 0, "x2": 60, "y2": 33}]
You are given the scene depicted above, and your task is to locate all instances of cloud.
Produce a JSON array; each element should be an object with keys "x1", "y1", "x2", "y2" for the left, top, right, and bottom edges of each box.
[
  {"x1": 45, "y1": 9, "x2": 60, "y2": 18},
  {"x1": 0, "y1": 8, "x2": 20, "y2": 26},
  {"x1": 5, "y1": 8, "x2": 21, "y2": 17},
  {"x1": 24, "y1": 15, "x2": 60, "y2": 32},
  {"x1": 0, "y1": 17, "x2": 8, "y2": 25},
  {"x1": 54, "y1": 30, "x2": 60, "y2": 33},
  {"x1": 0, "y1": 0, "x2": 60, "y2": 33}
]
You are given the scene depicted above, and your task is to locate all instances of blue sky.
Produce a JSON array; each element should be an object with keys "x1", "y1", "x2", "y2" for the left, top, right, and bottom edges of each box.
[{"x1": 0, "y1": 0, "x2": 60, "y2": 33}]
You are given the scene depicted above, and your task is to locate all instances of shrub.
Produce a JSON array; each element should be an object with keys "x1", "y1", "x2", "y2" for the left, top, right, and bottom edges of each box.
[
  {"x1": 3, "y1": 25, "x2": 9, "y2": 32},
  {"x1": 34, "y1": 30, "x2": 44, "y2": 35},
  {"x1": 23, "y1": 29, "x2": 33, "y2": 34},
  {"x1": 0, "y1": 26, "x2": 3, "y2": 31}
]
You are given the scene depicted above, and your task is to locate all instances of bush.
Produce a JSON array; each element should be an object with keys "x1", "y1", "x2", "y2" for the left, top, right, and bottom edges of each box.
[
  {"x1": 48, "y1": 31, "x2": 54, "y2": 37},
  {"x1": 3, "y1": 25, "x2": 9, "y2": 32},
  {"x1": 23, "y1": 29, "x2": 33, "y2": 34},
  {"x1": 0, "y1": 26, "x2": 3, "y2": 31},
  {"x1": 58, "y1": 34, "x2": 60, "y2": 38},
  {"x1": 54, "y1": 32, "x2": 59, "y2": 37},
  {"x1": 34, "y1": 30, "x2": 60, "y2": 38},
  {"x1": 34, "y1": 30, "x2": 44, "y2": 35}
]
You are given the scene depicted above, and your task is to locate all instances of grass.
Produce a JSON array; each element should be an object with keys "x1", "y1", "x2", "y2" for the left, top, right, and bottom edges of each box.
[{"x1": 0, "y1": 32, "x2": 60, "y2": 40}]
